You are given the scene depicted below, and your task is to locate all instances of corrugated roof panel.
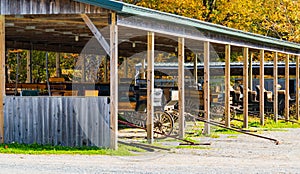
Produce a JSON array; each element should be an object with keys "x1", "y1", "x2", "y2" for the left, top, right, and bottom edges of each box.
[{"x1": 74, "y1": 0, "x2": 300, "y2": 52}]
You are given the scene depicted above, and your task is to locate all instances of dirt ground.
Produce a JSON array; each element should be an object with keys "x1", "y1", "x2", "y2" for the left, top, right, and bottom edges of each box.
[{"x1": 0, "y1": 128, "x2": 299, "y2": 174}]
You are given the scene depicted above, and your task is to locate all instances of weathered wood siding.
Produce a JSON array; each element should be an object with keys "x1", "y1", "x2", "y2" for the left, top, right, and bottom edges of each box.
[
  {"x1": 4, "y1": 96, "x2": 110, "y2": 147},
  {"x1": 0, "y1": 0, "x2": 108, "y2": 15}
]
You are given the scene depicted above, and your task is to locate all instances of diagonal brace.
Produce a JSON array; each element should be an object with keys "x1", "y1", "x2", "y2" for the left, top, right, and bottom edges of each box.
[{"x1": 81, "y1": 14, "x2": 110, "y2": 57}]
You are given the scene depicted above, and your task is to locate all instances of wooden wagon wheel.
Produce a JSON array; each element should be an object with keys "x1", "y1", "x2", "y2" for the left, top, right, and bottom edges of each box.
[
  {"x1": 153, "y1": 111, "x2": 174, "y2": 139},
  {"x1": 184, "y1": 98, "x2": 200, "y2": 121},
  {"x1": 122, "y1": 111, "x2": 147, "y2": 128}
]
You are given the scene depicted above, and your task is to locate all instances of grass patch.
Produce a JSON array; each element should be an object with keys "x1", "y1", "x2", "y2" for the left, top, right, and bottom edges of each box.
[
  {"x1": 214, "y1": 128, "x2": 239, "y2": 134},
  {"x1": 209, "y1": 133, "x2": 220, "y2": 138},
  {"x1": 0, "y1": 142, "x2": 145, "y2": 156},
  {"x1": 175, "y1": 145, "x2": 210, "y2": 150}
]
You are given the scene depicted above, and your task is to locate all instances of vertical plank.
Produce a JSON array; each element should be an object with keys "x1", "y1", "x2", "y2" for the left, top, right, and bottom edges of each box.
[
  {"x1": 260, "y1": 50, "x2": 265, "y2": 125},
  {"x1": 225, "y1": 44, "x2": 231, "y2": 127},
  {"x1": 0, "y1": 15, "x2": 5, "y2": 143},
  {"x1": 178, "y1": 37, "x2": 185, "y2": 139},
  {"x1": 57, "y1": 97, "x2": 63, "y2": 145},
  {"x1": 44, "y1": 97, "x2": 50, "y2": 144},
  {"x1": 146, "y1": 31, "x2": 154, "y2": 143},
  {"x1": 285, "y1": 54, "x2": 290, "y2": 120},
  {"x1": 56, "y1": 53, "x2": 61, "y2": 77},
  {"x1": 194, "y1": 54, "x2": 198, "y2": 83},
  {"x1": 296, "y1": 55, "x2": 300, "y2": 121},
  {"x1": 32, "y1": 97, "x2": 39, "y2": 144},
  {"x1": 203, "y1": 41, "x2": 210, "y2": 134},
  {"x1": 273, "y1": 52, "x2": 278, "y2": 122},
  {"x1": 69, "y1": 97, "x2": 75, "y2": 146},
  {"x1": 249, "y1": 53, "x2": 253, "y2": 90},
  {"x1": 104, "y1": 97, "x2": 110, "y2": 147},
  {"x1": 109, "y1": 12, "x2": 118, "y2": 150},
  {"x1": 243, "y1": 47, "x2": 249, "y2": 128},
  {"x1": 26, "y1": 50, "x2": 32, "y2": 83}
]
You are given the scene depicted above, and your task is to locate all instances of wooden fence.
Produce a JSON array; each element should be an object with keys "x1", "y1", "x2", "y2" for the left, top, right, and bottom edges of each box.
[{"x1": 4, "y1": 96, "x2": 110, "y2": 147}]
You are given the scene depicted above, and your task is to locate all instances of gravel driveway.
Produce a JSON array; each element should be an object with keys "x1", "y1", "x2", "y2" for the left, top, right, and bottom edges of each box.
[{"x1": 0, "y1": 128, "x2": 299, "y2": 174}]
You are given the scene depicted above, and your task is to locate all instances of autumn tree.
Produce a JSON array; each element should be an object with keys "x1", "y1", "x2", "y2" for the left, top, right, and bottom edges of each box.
[{"x1": 123, "y1": 0, "x2": 300, "y2": 43}]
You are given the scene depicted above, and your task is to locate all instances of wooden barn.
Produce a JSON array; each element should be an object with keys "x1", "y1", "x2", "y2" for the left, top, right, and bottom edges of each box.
[{"x1": 0, "y1": 0, "x2": 300, "y2": 150}]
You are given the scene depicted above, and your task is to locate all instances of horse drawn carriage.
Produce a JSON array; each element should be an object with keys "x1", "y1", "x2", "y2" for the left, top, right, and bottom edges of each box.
[{"x1": 118, "y1": 77, "x2": 297, "y2": 138}]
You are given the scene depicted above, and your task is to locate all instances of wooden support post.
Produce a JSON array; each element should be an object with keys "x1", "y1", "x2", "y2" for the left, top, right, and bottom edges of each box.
[
  {"x1": 274, "y1": 52, "x2": 278, "y2": 122},
  {"x1": 26, "y1": 50, "x2": 32, "y2": 83},
  {"x1": 260, "y1": 50, "x2": 265, "y2": 126},
  {"x1": 296, "y1": 55, "x2": 300, "y2": 121},
  {"x1": 56, "y1": 53, "x2": 61, "y2": 77},
  {"x1": 203, "y1": 41, "x2": 210, "y2": 134},
  {"x1": 146, "y1": 31, "x2": 154, "y2": 143},
  {"x1": 225, "y1": 44, "x2": 231, "y2": 128},
  {"x1": 249, "y1": 53, "x2": 253, "y2": 90},
  {"x1": 109, "y1": 12, "x2": 118, "y2": 150},
  {"x1": 243, "y1": 47, "x2": 249, "y2": 128},
  {"x1": 178, "y1": 37, "x2": 185, "y2": 138},
  {"x1": 0, "y1": 15, "x2": 5, "y2": 143},
  {"x1": 194, "y1": 54, "x2": 198, "y2": 83},
  {"x1": 285, "y1": 54, "x2": 290, "y2": 120}
]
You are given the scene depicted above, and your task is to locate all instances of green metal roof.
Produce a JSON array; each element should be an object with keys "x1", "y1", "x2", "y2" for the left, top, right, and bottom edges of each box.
[{"x1": 75, "y1": 0, "x2": 300, "y2": 52}]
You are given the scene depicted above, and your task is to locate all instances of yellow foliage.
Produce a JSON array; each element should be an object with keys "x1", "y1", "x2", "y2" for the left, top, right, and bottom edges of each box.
[{"x1": 123, "y1": 0, "x2": 300, "y2": 43}]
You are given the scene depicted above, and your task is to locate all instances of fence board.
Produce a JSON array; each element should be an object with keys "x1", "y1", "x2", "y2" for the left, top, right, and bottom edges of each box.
[{"x1": 4, "y1": 96, "x2": 110, "y2": 147}]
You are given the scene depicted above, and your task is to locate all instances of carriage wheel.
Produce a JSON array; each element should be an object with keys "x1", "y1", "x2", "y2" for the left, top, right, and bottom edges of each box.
[
  {"x1": 153, "y1": 111, "x2": 174, "y2": 139},
  {"x1": 123, "y1": 111, "x2": 146, "y2": 128},
  {"x1": 185, "y1": 98, "x2": 199, "y2": 121}
]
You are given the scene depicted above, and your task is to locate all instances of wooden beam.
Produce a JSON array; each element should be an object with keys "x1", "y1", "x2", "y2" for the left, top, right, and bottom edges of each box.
[
  {"x1": 243, "y1": 47, "x2": 249, "y2": 128},
  {"x1": 194, "y1": 54, "x2": 198, "y2": 83},
  {"x1": 273, "y1": 52, "x2": 278, "y2": 122},
  {"x1": 55, "y1": 53, "x2": 61, "y2": 78},
  {"x1": 225, "y1": 44, "x2": 231, "y2": 127},
  {"x1": 81, "y1": 14, "x2": 110, "y2": 57},
  {"x1": 249, "y1": 53, "x2": 253, "y2": 90},
  {"x1": 109, "y1": 12, "x2": 118, "y2": 150},
  {"x1": 26, "y1": 50, "x2": 32, "y2": 83},
  {"x1": 203, "y1": 41, "x2": 210, "y2": 134},
  {"x1": 260, "y1": 50, "x2": 265, "y2": 126},
  {"x1": 0, "y1": 15, "x2": 5, "y2": 144},
  {"x1": 178, "y1": 37, "x2": 185, "y2": 138},
  {"x1": 285, "y1": 54, "x2": 290, "y2": 120},
  {"x1": 297, "y1": 55, "x2": 300, "y2": 121},
  {"x1": 146, "y1": 31, "x2": 154, "y2": 143}
]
